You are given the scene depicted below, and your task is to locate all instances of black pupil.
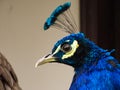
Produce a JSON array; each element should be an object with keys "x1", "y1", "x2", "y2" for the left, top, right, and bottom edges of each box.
[{"x1": 61, "y1": 43, "x2": 71, "y2": 52}]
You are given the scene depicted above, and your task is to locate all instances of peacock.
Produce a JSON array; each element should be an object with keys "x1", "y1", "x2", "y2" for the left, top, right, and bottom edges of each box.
[{"x1": 35, "y1": 2, "x2": 120, "y2": 90}]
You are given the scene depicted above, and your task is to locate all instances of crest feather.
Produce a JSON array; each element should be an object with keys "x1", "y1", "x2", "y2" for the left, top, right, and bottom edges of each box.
[{"x1": 44, "y1": 2, "x2": 79, "y2": 34}]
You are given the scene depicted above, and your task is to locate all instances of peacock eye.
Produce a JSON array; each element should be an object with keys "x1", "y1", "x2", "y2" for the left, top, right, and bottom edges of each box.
[{"x1": 60, "y1": 43, "x2": 72, "y2": 53}]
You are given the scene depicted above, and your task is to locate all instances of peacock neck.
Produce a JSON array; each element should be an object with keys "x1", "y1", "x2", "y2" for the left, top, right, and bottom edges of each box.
[{"x1": 74, "y1": 46, "x2": 115, "y2": 74}]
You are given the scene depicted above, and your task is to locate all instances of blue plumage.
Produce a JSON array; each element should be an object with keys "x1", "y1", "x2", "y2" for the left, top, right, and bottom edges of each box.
[
  {"x1": 68, "y1": 34, "x2": 120, "y2": 90},
  {"x1": 36, "y1": 2, "x2": 120, "y2": 90}
]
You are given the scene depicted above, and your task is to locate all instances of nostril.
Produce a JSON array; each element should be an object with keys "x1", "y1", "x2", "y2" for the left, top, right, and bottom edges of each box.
[{"x1": 44, "y1": 54, "x2": 51, "y2": 58}]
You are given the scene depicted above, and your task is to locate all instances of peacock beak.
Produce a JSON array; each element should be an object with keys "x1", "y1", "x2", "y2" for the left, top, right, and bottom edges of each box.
[{"x1": 35, "y1": 53, "x2": 57, "y2": 68}]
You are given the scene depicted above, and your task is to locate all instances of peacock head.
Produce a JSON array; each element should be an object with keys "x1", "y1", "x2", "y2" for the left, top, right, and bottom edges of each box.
[
  {"x1": 35, "y1": 2, "x2": 105, "y2": 68},
  {"x1": 35, "y1": 33, "x2": 90, "y2": 68}
]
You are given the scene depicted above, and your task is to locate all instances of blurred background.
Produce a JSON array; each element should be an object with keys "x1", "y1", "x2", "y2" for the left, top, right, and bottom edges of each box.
[{"x1": 0, "y1": 0, "x2": 80, "y2": 90}]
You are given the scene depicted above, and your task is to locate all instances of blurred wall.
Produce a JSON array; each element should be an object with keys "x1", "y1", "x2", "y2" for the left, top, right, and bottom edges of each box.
[{"x1": 0, "y1": 0, "x2": 80, "y2": 90}]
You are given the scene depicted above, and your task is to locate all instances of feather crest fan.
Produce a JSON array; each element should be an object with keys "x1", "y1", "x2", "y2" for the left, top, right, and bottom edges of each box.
[{"x1": 44, "y1": 2, "x2": 79, "y2": 34}]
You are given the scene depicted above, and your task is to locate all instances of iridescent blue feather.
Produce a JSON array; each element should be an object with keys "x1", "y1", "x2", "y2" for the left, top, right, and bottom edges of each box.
[
  {"x1": 44, "y1": 2, "x2": 71, "y2": 30},
  {"x1": 44, "y1": 2, "x2": 78, "y2": 33}
]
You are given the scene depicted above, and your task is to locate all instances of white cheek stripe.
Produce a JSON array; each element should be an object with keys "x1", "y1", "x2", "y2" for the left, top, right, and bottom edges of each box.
[
  {"x1": 62, "y1": 40, "x2": 79, "y2": 59},
  {"x1": 53, "y1": 45, "x2": 61, "y2": 55}
]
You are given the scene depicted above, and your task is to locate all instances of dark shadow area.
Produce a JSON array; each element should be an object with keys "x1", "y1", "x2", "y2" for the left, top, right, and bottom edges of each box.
[{"x1": 80, "y1": 0, "x2": 120, "y2": 61}]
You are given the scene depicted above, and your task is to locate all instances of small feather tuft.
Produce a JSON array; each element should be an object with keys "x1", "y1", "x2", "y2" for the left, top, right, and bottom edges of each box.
[{"x1": 44, "y1": 2, "x2": 79, "y2": 34}]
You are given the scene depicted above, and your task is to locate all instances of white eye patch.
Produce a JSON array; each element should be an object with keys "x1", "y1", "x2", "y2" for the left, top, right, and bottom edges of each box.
[
  {"x1": 53, "y1": 40, "x2": 79, "y2": 60},
  {"x1": 62, "y1": 40, "x2": 79, "y2": 59}
]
